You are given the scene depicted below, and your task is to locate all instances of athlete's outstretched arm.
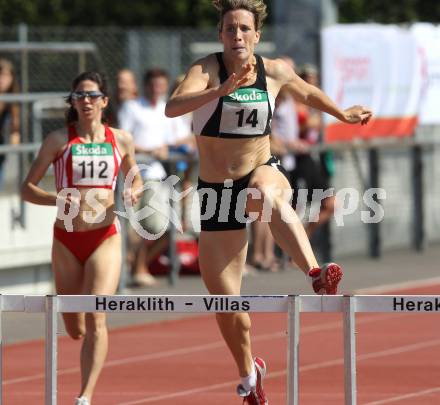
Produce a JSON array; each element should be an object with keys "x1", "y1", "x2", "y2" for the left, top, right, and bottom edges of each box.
[
  {"x1": 165, "y1": 56, "x2": 252, "y2": 118},
  {"x1": 275, "y1": 59, "x2": 372, "y2": 125},
  {"x1": 115, "y1": 129, "x2": 143, "y2": 206},
  {"x1": 21, "y1": 131, "x2": 66, "y2": 206}
]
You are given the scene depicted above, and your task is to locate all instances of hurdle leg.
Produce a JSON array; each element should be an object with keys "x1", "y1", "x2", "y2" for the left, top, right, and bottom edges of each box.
[
  {"x1": 287, "y1": 295, "x2": 300, "y2": 405},
  {"x1": 45, "y1": 295, "x2": 58, "y2": 405},
  {"x1": 343, "y1": 295, "x2": 357, "y2": 405}
]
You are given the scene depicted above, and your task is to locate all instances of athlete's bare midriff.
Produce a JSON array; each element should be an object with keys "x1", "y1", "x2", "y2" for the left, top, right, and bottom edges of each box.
[
  {"x1": 194, "y1": 57, "x2": 282, "y2": 183},
  {"x1": 51, "y1": 127, "x2": 127, "y2": 232},
  {"x1": 196, "y1": 135, "x2": 271, "y2": 182},
  {"x1": 54, "y1": 186, "x2": 118, "y2": 231}
]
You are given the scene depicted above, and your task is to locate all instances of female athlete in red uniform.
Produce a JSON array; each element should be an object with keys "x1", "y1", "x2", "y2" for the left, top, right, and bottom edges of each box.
[{"x1": 21, "y1": 71, "x2": 142, "y2": 405}]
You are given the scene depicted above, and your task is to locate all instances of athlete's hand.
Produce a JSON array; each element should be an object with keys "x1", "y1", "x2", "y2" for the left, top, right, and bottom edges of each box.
[
  {"x1": 123, "y1": 187, "x2": 142, "y2": 207},
  {"x1": 63, "y1": 193, "x2": 80, "y2": 211},
  {"x1": 218, "y1": 63, "x2": 253, "y2": 97},
  {"x1": 343, "y1": 105, "x2": 373, "y2": 125}
]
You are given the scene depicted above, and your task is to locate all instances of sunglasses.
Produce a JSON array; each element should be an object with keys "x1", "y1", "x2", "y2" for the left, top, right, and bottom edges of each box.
[{"x1": 71, "y1": 91, "x2": 104, "y2": 100}]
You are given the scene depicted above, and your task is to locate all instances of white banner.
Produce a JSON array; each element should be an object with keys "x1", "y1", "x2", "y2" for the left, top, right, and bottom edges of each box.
[
  {"x1": 322, "y1": 24, "x2": 423, "y2": 142},
  {"x1": 411, "y1": 23, "x2": 440, "y2": 125}
]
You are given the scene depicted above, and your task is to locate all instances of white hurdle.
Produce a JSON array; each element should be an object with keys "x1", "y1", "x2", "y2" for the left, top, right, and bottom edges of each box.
[{"x1": 1, "y1": 294, "x2": 440, "y2": 405}]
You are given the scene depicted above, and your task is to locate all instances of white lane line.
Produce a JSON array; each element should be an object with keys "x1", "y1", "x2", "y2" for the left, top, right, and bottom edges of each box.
[
  {"x1": 116, "y1": 338, "x2": 440, "y2": 404},
  {"x1": 363, "y1": 386, "x2": 440, "y2": 404},
  {"x1": 3, "y1": 313, "x2": 394, "y2": 385}
]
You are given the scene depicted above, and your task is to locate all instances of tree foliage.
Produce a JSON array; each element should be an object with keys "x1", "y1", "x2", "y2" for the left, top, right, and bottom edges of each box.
[
  {"x1": 0, "y1": 0, "x2": 437, "y2": 27},
  {"x1": 0, "y1": 0, "x2": 272, "y2": 27}
]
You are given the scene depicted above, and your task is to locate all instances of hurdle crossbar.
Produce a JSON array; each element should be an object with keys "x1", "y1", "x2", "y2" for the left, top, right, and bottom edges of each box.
[{"x1": 1, "y1": 294, "x2": 440, "y2": 405}]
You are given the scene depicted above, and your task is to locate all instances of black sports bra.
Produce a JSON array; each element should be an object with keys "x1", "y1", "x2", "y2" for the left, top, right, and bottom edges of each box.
[{"x1": 192, "y1": 53, "x2": 275, "y2": 138}]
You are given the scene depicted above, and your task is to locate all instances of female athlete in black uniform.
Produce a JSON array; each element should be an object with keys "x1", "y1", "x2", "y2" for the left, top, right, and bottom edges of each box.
[{"x1": 166, "y1": 1, "x2": 372, "y2": 402}]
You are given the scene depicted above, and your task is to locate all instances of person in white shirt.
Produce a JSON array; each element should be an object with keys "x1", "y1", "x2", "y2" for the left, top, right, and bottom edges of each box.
[
  {"x1": 250, "y1": 56, "x2": 304, "y2": 272},
  {"x1": 167, "y1": 74, "x2": 198, "y2": 231},
  {"x1": 116, "y1": 69, "x2": 138, "y2": 106},
  {"x1": 118, "y1": 68, "x2": 173, "y2": 286}
]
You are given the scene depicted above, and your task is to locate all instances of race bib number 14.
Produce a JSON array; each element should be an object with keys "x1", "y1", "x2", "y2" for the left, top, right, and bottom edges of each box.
[
  {"x1": 72, "y1": 143, "x2": 115, "y2": 187},
  {"x1": 219, "y1": 88, "x2": 269, "y2": 136}
]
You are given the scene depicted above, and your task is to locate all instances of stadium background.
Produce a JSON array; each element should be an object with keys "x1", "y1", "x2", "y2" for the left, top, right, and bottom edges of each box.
[{"x1": 0, "y1": 0, "x2": 439, "y2": 293}]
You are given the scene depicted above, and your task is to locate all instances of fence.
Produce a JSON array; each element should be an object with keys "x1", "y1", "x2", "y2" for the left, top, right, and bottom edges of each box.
[
  {"x1": 1, "y1": 26, "x2": 440, "y2": 289},
  {"x1": 0, "y1": 23, "x2": 320, "y2": 95},
  {"x1": 1, "y1": 293, "x2": 438, "y2": 404},
  {"x1": 1, "y1": 137, "x2": 440, "y2": 290}
]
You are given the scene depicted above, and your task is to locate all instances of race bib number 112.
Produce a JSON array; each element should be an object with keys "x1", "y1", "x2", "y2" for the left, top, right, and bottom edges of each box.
[{"x1": 72, "y1": 143, "x2": 114, "y2": 187}]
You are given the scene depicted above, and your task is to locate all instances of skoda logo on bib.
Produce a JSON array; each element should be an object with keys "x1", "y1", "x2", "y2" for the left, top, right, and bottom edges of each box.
[
  {"x1": 72, "y1": 143, "x2": 115, "y2": 187},
  {"x1": 220, "y1": 88, "x2": 269, "y2": 136}
]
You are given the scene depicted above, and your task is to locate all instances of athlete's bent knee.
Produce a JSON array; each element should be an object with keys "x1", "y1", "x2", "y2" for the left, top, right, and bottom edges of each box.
[
  {"x1": 63, "y1": 315, "x2": 85, "y2": 340},
  {"x1": 65, "y1": 325, "x2": 85, "y2": 340}
]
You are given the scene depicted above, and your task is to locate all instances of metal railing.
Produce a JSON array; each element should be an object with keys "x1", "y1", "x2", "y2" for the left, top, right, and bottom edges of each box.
[
  {"x1": 1, "y1": 294, "x2": 438, "y2": 404},
  {"x1": 0, "y1": 137, "x2": 437, "y2": 286},
  {"x1": 0, "y1": 142, "x2": 196, "y2": 288}
]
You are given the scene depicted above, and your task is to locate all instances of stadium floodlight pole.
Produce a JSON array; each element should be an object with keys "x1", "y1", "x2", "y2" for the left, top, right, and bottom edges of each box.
[{"x1": 320, "y1": 0, "x2": 338, "y2": 27}]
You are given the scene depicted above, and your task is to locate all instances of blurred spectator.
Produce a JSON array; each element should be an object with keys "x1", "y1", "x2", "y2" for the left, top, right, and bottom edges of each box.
[
  {"x1": 292, "y1": 64, "x2": 335, "y2": 238},
  {"x1": 107, "y1": 68, "x2": 138, "y2": 126},
  {"x1": 118, "y1": 68, "x2": 173, "y2": 287},
  {"x1": 116, "y1": 68, "x2": 138, "y2": 106},
  {"x1": 271, "y1": 56, "x2": 309, "y2": 174},
  {"x1": 0, "y1": 58, "x2": 20, "y2": 189},
  {"x1": 168, "y1": 74, "x2": 196, "y2": 152},
  {"x1": 250, "y1": 55, "x2": 306, "y2": 271},
  {"x1": 249, "y1": 221, "x2": 279, "y2": 272},
  {"x1": 168, "y1": 74, "x2": 197, "y2": 231},
  {"x1": 271, "y1": 57, "x2": 311, "y2": 188},
  {"x1": 248, "y1": 55, "x2": 303, "y2": 272}
]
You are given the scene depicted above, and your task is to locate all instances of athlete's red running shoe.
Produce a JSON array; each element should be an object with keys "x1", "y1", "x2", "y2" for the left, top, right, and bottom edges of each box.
[
  {"x1": 308, "y1": 263, "x2": 343, "y2": 295},
  {"x1": 236, "y1": 357, "x2": 268, "y2": 404}
]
